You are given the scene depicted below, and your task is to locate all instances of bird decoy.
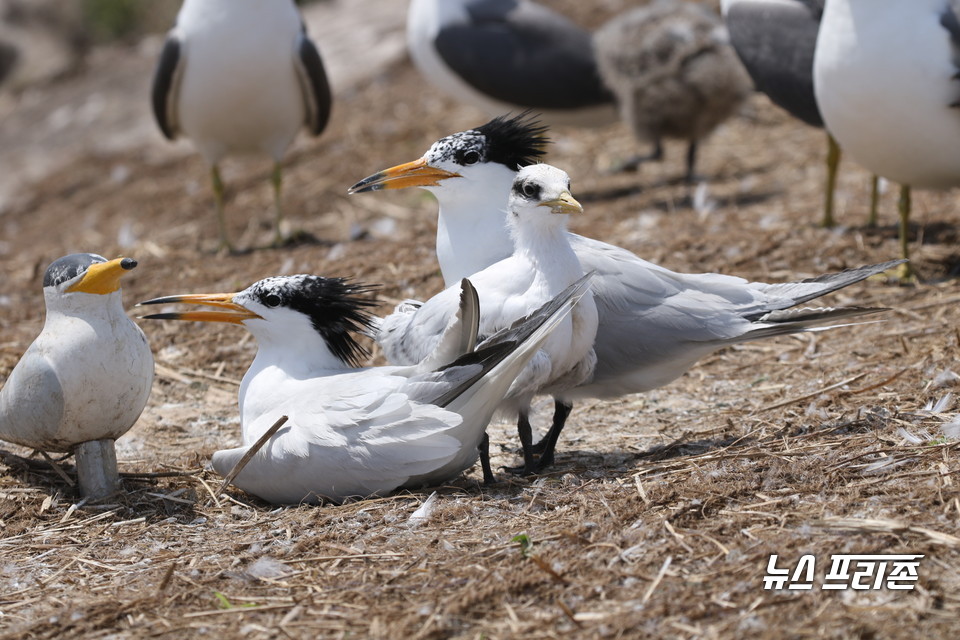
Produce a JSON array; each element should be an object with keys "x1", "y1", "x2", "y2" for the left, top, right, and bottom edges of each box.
[
  {"x1": 151, "y1": 0, "x2": 332, "y2": 252},
  {"x1": 0, "y1": 254, "x2": 154, "y2": 499}
]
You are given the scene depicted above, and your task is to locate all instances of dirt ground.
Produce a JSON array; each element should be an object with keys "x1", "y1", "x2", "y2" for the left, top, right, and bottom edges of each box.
[{"x1": 2, "y1": 1, "x2": 960, "y2": 638}]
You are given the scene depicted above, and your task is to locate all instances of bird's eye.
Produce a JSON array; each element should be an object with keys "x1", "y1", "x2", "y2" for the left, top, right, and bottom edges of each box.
[
  {"x1": 522, "y1": 182, "x2": 538, "y2": 198},
  {"x1": 462, "y1": 150, "x2": 480, "y2": 165},
  {"x1": 263, "y1": 294, "x2": 282, "y2": 308}
]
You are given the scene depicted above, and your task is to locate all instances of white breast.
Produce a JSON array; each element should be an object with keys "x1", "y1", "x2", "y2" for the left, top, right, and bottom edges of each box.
[{"x1": 814, "y1": 0, "x2": 960, "y2": 188}]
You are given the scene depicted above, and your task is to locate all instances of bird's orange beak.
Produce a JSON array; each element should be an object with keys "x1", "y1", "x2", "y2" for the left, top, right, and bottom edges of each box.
[
  {"x1": 138, "y1": 293, "x2": 261, "y2": 324},
  {"x1": 67, "y1": 257, "x2": 137, "y2": 295},
  {"x1": 348, "y1": 157, "x2": 461, "y2": 193}
]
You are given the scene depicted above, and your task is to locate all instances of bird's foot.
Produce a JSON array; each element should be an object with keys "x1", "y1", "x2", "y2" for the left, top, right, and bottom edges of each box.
[
  {"x1": 215, "y1": 241, "x2": 241, "y2": 257},
  {"x1": 501, "y1": 462, "x2": 538, "y2": 476},
  {"x1": 270, "y1": 228, "x2": 319, "y2": 249},
  {"x1": 605, "y1": 154, "x2": 654, "y2": 175},
  {"x1": 501, "y1": 453, "x2": 554, "y2": 476},
  {"x1": 890, "y1": 261, "x2": 916, "y2": 283}
]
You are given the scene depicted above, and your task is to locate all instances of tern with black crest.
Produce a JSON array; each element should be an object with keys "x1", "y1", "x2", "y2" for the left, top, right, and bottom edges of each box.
[
  {"x1": 141, "y1": 273, "x2": 591, "y2": 504},
  {"x1": 374, "y1": 163, "x2": 598, "y2": 475},
  {"x1": 351, "y1": 114, "x2": 901, "y2": 473}
]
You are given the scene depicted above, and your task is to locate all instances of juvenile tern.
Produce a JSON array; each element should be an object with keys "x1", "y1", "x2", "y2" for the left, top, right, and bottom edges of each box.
[
  {"x1": 593, "y1": 2, "x2": 752, "y2": 180},
  {"x1": 813, "y1": 0, "x2": 960, "y2": 279},
  {"x1": 151, "y1": 0, "x2": 331, "y2": 252},
  {"x1": 375, "y1": 163, "x2": 598, "y2": 475},
  {"x1": 721, "y1": 0, "x2": 878, "y2": 227},
  {"x1": 350, "y1": 114, "x2": 901, "y2": 472},
  {"x1": 140, "y1": 274, "x2": 591, "y2": 504},
  {"x1": 407, "y1": 0, "x2": 615, "y2": 126},
  {"x1": 0, "y1": 254, "x2": 154, "y2": 498}
]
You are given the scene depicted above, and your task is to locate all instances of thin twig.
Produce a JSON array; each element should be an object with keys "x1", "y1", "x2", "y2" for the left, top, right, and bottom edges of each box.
[
  {"x1": 214, "y1": 415, "x2": 289, "y2": 499},
  {"x1": 39, "y1": 450, "x2": 76, "y2": 487},
  {"x1": 755, "y1": 373, "x2": 867, "y2": 413},
  {"x1": 642, "y1": 556, "x2": 672, "y2": 604}
]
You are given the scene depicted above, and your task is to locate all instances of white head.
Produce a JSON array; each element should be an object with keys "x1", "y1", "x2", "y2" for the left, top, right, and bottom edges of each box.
[
  {"x1": 506, "y1": 163, "x2": 582, "y2": 237},
  {"x1": 348, "y1": 113, "x2": 549, "y2": 207},
  {"x1": 42, "y1": 253, "x2": 138, "y2": 315},
  {"x1": 141, "y1": 275, "x2": 378, "y2": 369}
]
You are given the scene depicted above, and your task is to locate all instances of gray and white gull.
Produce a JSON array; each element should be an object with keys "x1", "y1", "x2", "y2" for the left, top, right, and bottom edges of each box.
[{"x1": 151, "y1": 0, "x2": 331, "y2": 252}]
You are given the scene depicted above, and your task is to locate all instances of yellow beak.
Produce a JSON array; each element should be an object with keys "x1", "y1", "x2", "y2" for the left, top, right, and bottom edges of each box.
[
  {"x1": 539, "y1": 190, "x2": 583, "y2": 215},
  {"x1": 348, "y1": 157, "x2": 461, "y2": 193},
  {"x1": 138, "y1": 293, "x2": 261, "y2": 325},
  {"x1": 66, "y1": 257, "x2": 137, "y2": 295}
]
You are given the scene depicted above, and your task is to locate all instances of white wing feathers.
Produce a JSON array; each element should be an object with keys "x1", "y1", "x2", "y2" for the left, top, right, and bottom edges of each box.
[{"x1": 212, "y1": 381, "x2": 466, "y2": 504}]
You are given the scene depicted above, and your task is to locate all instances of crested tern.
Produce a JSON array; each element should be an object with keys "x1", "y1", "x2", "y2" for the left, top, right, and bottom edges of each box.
[
  {"x1": 350, "y1": 114, "x2": 902, "y2": 472},
  {"x1": 407, "y1": 0, "x2": 615, "y2": 126},
  {"x1": 140, "y1": 273, "x2": 591, "y2": 504},
  {"x1": 374, "y1": 163, "x2": 598, "y2": 475},
  {"x1": 593, "y1": 2, "x2": 752, "y2": 180},
  {"x1": 0, "y1": 254, "x2": 154, "y2": 498},
  {"x1": 151, "y1": 0, "x2": 331, "y2": 252},
  {"x1": 813, "y1": 0, "x2": 960, "y2": 279}
]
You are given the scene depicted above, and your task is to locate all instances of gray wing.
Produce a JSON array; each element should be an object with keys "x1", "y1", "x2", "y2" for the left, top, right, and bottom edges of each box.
[
  {"x1": 434, "y1": 0, "x2": 612, "y2": 109},
  {"x1": 405, "y1": 273, "x2": 592, "y2": 408},
  {"x1": 295, "y1": 24, "x2": 332, "y2": 136},
  {"x1": 151, "y1": 33, "x2": 182, "y2": 140},
  {"x1": 570, "y1": 234, "x2": 896, "y2": 393},
  {"x1": 724, "y1": 0, "x2": 824, "y2": 126}
]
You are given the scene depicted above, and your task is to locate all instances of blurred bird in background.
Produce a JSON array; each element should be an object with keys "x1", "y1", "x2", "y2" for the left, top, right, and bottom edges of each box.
[
  {"x1": 814, "y1": 0, "x2": 960, "y2": 280},
  {"x1": 593, "y1": 1, "x2": 752, "y2": 181},
  {"x1": 721, "y1": 0, "x2": 881, "y2": 228},
  {"x1": 406, "y1": 0, "x2": 616, "y2": 126},
  {"x1": 151, "y1": 0, "x2": 332, "y2": 252}
]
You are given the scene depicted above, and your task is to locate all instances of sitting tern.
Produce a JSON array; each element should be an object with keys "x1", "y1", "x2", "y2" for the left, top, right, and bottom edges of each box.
[
  {"x1": 0, "y1": 254, "x2": 154, "y2": 499},
  {"x1": 374, "y1": 163, "x2": 598, "y2": 475},
  {"x1": 140, "y1": 273, "x2": 591, "y2": 504},
  {"x1": 350, "y1": 113, "x2": 901, "y2": 472},
  {"x1": 813, "y1": 0, "x2": 960, "y2": 280},
  {"x1": 407, "y1": 0, "x2": 615, "y2": 126},
  {"x1": 721, "y1": 0, "x2": 878, "y2": 227},
  {"x1": 593, "y1": 2, "x2": 752, "y2": 180},
  {"x1": 151, "y1": 0, "x2": 332, "y2": 252}
]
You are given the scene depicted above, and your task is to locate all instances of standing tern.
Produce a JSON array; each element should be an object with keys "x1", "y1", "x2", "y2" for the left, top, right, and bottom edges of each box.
[
  {"x1": 151, "y1": 0, "x2": 332, "y2": 252},
  {"x1": 375, "y1": 163, "x2": 598, "y2": 475},
  {"x1": 593, "y1": 2, "x2": 752, "y2": 180},
  {"x1": 813, "y1": 0, "x2": 960, "y2": 280},
  {"x1": 140, "y1": 274, "x2": 591, "y2": 504},
  {"x1": 0, "y1": 254, "x2": 154, "y2": 499},
  {"x1": 407, "y1": 0, "x2": 615, "y2": 126},
  {"x1": 721, "y1": 0, "x2": 879, "y2": 227},
  {"x1": 350, "y1": 114, "x2": 902, "y2": 472}
]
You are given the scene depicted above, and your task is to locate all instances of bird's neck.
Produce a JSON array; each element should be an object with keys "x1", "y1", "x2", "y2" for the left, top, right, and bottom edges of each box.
[
  {"x1": 238, "y1": 332, "x2": 348, "y2": 437},
  {"x1": 43, "y1": 290, "x2": 125, "y2": 327},
  {"x1": 246, "y1": 330, "x2": 349, "y2": 381},
  {"x1": 433, "y1": 171, "x2": 517, "y2": 286},
  {"x1": 511, "y1": 218, "x2": 581, "y2": 284}
]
